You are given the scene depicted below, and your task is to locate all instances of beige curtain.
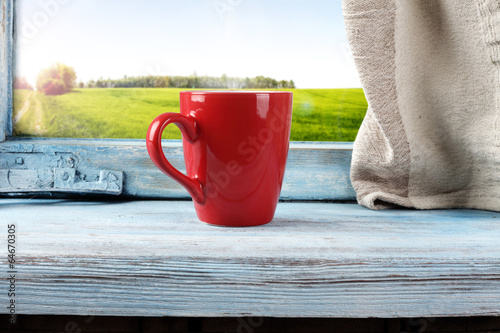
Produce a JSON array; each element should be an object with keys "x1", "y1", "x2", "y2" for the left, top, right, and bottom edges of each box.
[{"x1": 343, "y1": 0, "x2": 500, "y2": 212}]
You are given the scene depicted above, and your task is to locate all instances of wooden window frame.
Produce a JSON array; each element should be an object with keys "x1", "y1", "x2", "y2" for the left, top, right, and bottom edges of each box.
[{"x1": 0, "y1": 0, "x2": 354, "y2": 200}]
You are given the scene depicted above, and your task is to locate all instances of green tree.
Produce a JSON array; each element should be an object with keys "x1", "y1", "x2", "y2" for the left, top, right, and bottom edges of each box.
[{"x1": 36, "y1": 63, "x2": 77, "y2": 95}]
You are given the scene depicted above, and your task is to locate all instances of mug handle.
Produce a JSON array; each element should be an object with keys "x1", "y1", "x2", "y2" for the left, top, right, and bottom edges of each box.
[{"x1": 146, "y1": 113, "x2": 205, "y2": 204}]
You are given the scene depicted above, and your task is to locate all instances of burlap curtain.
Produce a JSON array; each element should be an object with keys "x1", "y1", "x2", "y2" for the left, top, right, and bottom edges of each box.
[{"x1": 343, "y1": 0, "x2": 500, "y2": 212}]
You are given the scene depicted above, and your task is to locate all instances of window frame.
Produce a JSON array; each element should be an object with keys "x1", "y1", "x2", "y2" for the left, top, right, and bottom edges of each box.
[
  {"x1": 1, "y1": 0, "x2": 14, "y2": 143},
  {"x1": 0, "y1": 0, "x2": 355, "y2": 200}
]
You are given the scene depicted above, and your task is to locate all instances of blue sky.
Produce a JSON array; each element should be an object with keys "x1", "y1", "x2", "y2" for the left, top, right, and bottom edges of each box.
[{"x1": 15, "y1": 0, "x2": 361, "y2": 88}]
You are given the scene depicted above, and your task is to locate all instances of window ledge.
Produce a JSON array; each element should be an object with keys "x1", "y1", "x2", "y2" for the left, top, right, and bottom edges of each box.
[
  {"x1": 0, "y1": 139, "x2": 355, "y2": 201},
  {"x1": 2, "y1": 199, "x2": 500, "y2": 318}
]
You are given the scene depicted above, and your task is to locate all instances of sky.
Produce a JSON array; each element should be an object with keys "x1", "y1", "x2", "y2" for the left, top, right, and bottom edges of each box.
[{"x1": 15, "y1": 0, "x2": 361, "y2": 89}]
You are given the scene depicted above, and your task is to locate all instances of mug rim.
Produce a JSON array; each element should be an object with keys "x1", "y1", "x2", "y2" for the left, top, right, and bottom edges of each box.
[{"x1": 181, "y1": 90, "x2": 292, "y2": 95}]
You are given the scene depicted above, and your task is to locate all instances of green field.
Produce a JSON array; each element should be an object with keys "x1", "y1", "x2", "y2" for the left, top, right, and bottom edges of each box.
[{"x1": 12, "y1": 88, "x2": 367, "y2": 141}]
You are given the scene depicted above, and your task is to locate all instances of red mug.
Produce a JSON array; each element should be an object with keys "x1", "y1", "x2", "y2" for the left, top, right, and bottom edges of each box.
[{"x1": 147, "y1": 91, "x2": 293, "y2": 227}]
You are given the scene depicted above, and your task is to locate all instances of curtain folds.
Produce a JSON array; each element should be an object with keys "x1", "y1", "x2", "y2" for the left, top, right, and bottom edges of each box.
[{"x1": 344, "y1": 0, "x2": 500, "y2": 212}]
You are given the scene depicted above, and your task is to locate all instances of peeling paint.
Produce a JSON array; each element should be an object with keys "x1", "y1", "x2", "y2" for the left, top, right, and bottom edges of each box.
[
  {"x1": 1, "y1": 1, "x2": 6, "y2": 33},
  {"x1": 0, "y1": 0, "x2": 13, "y2": 142}
]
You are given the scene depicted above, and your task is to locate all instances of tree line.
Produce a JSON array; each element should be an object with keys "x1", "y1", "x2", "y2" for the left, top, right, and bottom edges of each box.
[
  {"x1": 15, "y1": 63, "x2": 296, "y2": 96},
  {"x1": 82, "y1": 74, "x2": 295, "y2": 89}
]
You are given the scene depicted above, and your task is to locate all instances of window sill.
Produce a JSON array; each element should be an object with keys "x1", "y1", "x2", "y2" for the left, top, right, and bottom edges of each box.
[
  {"x1": 2, "y1": 199, "x2": 499, "y2": 318},
  {"x1": 0, "y1": 138, "x2": 355, "y2": 200}
]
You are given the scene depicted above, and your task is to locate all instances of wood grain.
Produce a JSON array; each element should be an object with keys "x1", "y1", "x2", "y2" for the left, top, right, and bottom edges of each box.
[
  {"x1": 0, "y1": 139, "x2": 356, "y2": 200},
  {"x1": 1, "y1": 199, "x2": 499, "y2": 318}
]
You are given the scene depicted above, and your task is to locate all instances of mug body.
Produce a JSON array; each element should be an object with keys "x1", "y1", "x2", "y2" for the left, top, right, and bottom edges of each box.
[{"x1": 180, "y1": 91, "x2": 293, "y2": 227}]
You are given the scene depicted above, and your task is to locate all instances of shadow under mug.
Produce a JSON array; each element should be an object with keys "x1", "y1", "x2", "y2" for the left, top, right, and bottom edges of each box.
[{"x1": 146, "y1": 90, "x2": 293, "y2": 227}]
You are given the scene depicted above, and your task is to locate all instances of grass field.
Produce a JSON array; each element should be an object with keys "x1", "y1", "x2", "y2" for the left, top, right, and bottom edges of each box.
[{"x1": 12, "y1": 88, "x2": 367, "y2": 141}]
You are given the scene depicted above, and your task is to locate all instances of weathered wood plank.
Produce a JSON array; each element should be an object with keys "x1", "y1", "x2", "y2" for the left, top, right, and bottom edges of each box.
[
  {"x1": 0, "y1": 139, "x2": 356, "y2": 200},
  {"x1": 0, "y1": 0, "x2": 14, "y2": 142},
  {"x1": 1, "y1": 199, "x2": 499, "y2": 318}
]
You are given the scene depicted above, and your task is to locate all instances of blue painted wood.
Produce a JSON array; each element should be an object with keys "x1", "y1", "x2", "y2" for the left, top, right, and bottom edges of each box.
[
  {"x1": 1, "y1": 199, "x2": 499, "y2": 318},
  {"x1": 0, "y1": 138, "x2": 356, "y2": 200},
  {"x1": 0, "y1": 0, "x2": 14, "y2": 141},
  {"x1": 0, "y1": 167, "x2": 124, "y2": 194}
]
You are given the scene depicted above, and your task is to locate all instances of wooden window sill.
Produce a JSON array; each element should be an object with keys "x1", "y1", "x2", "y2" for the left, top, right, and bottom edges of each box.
[{"x1": 2, "y1": 199, "x2": 500, "y2": 318}]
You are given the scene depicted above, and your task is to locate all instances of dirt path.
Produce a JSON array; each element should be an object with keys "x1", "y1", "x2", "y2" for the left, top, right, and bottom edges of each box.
[
  {"x1": 12, "y1": 91, "x2": 46, "y2": 135},
  {"x1": 13, "y1": 90, "x2": 34, "y2": 125},
  {"x1": 32, "y1": 94, "x2": 46, "y2": 135}
]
